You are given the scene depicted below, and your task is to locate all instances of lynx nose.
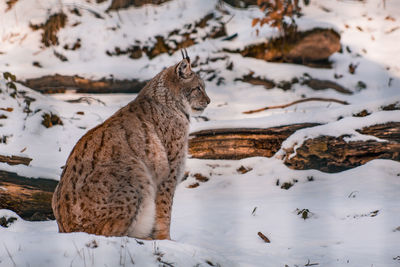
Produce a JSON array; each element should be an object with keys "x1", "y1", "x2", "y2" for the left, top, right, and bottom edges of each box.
[{"x1": 205, "y1": 94, "x2": 211, "y2": 105}]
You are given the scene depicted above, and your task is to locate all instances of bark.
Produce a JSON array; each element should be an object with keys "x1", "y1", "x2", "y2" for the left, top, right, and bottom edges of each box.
[
  {"x1": 22, "y1": 74, "x2": 147, "y2": 94},
  {"x1": 188, "y1": 123, "x2": 320, "y2": 160},
  {"x1": 283, "y1": 122, "x2": 400, "y2": 172},
  {"x1": 1, "y1": 122, "x2": 398, "y2": 221},
  {"x1": 283, "y1": 136, "x2": 400, "y2": 173},
  {"x1": 0, "y1": 170, "x2": 58, "y2": 221},
  {"x1": 0, "y1": 155, "x2": 32, "y2": 166},
  {"x1": 225, "y1": 28, "x2": 340, "y2": 67},
  {"x1": 189, "y1": 122, "x2": 400, "y2": 173}
]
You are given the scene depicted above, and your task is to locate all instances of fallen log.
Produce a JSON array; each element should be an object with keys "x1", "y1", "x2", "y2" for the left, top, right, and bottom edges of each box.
[
  {"x1": 284, "y1": 122, "x2": 400, "y2": 173},
  {"x1": 225, "y1": 28, "x2": 340, "y2": 67},
  {"x1": 0, "y1": 155, "x2": 32, "y2": 166},
  {"x1": 284, "y1": 136, "x2": 400, "y2": 173},
  {"x1": 189, "y1": 122, "x2": 400, "y2": 172},
  {"x1": 22, "y1": 74, "x2": 147, "y2": 94},
  {"x1": 0, "y1": 170, "x2": 58, "y2": 221},
  {"x1": 1, "y1": 122, "x2": 399, "y2": 221},
  {"x1": 189, "y1": 123, "x2": 320, "y2": 160}
]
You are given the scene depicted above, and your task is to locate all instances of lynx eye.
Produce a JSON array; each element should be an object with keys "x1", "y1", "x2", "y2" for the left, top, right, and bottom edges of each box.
[{"x1": 193, "y1": 87, "x2": 202, "y2": 93}]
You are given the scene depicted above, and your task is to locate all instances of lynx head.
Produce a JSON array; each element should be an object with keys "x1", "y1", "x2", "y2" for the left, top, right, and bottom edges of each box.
[{"x1": 174, "y1": 50, "x2": 210, "y2": 115}]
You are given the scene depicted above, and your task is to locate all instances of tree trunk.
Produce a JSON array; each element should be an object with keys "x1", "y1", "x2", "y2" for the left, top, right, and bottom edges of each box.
[
  {"x1": 0, "y1": 155, "x2": 32, "y2": 166},
  {"x1": 283, "y1": 122, "x2": 400, "y2": 172},
  {"x1": 189, "y1": 123, "x2": 320, "y2": 159},
  {"x1": 0, "y1": 170, "x2": 58, "y2": 221},
  {"x1": 1, "y1": 122, "x2": 399, "y2": 221},
  {"x1": 189, "y1": 122, "x2": 400, "y2": 173}
]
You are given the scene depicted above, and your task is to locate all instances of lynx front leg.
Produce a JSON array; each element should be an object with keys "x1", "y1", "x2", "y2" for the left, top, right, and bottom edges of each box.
[{"x1": 153, "y1": 179, "x2": 176, "y2": 240}]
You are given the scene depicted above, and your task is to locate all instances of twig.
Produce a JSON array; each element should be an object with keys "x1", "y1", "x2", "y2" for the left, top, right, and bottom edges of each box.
[
  {"x1": 127, "y1": 249, "x2": 135, "y2": 265},
  {"x1": 251, "y1": 207, "x2": 257, "y2": 216},
  {"x1": 257, "y1": 232, "x2": 271, "y2": 243},
  {"x1": 3, "y1": 243, "x2": 17, "y2": 267},
  {"x1": 243, "y1": 97, "x2": 349, "y2": 114},
  {"x1": 348, "y1": 191, "x2": 359, "y2": 198},
  {"x1": 66, "y1": 97, "x2": 106, "y2": 106},
  {"x1": 305, "y1": 259, "x2": 319, "y2": 266}
]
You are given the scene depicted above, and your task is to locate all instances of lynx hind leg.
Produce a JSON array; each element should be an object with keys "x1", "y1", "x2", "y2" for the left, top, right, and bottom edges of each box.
[
  {"x1": 58, "y1": 165, "x2": 155, "y2": 238},
  {"x1": 125, "y1": 182, "x2": 156, "y2": 239},
  {"x1": 96, "y1": 167, "x2": 156, "y2": 239}
]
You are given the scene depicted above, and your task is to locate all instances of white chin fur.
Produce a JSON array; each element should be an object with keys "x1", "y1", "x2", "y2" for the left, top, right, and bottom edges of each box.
[{"x1": 190, "y1": 108, "x2": 204, "y2": 116}]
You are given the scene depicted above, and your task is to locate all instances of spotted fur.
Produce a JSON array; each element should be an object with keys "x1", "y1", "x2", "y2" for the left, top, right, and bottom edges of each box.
[{"x1": 52, "y1": 57, "x2": 210, "y2": 239}]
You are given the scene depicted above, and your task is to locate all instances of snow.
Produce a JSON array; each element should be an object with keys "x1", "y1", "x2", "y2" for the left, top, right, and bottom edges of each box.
[
  {"x1": 1, "y1": 0, "x2": 400, "y2": 266},
  {"x1": 1, "y1": 159, "x2": 400, "y2": 266}
]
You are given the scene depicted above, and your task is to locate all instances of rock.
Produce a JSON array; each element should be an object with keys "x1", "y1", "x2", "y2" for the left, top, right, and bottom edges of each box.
[{"x1": 106, "y1": 13, "x2": 226, "y2": 60}]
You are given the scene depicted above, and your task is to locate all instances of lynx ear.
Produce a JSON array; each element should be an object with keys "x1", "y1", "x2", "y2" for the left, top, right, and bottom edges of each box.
[{"x1": 176, "y1": 58, "x2": 192, "y2": 79}]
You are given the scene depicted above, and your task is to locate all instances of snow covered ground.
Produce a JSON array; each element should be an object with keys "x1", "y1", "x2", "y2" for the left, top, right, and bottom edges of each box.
[
  {"x1": 1, "y1": 0, "x2": 400, "y2": 266},
  {"x1": 1, "y1": 159, "x2": 400, "y2": 266}
]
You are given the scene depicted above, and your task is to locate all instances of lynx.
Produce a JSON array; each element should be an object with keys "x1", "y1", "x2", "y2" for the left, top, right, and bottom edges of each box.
[{"x1": 52, "y1": 51, "x2": 210, "y2": 240}]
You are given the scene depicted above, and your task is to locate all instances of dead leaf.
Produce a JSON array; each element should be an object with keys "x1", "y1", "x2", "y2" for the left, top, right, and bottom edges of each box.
[
  {"x1": 385, "y1": 15, "x2": 395, "y2": 21},
  {"x1": 193, "y1": 173, "x2": 209, "y2": 182},
  {"x1": 187, "y1": 183, "x2": 199, "y2": 189},
  {"x1": 0, "y1": 107, "x2": 13, "y2": 112},
  {"x1": 385, "y1": 26, "x2": 400, "y2": 34}
]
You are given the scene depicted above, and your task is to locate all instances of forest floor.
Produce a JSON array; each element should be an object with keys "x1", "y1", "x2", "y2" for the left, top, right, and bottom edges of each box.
[{"x1": 0, "y1": 0, "x2": 400, "y2": 266}]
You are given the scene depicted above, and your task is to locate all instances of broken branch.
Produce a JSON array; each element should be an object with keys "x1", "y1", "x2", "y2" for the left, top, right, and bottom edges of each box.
[
  {"x1": 243, "y1": 97, "x2": 349, "y2": 114},
  {"x1": 257, "y1": 231, "x2": 271, "y2": 243},
  {"x1": 0, "y1": 155, "x2": 32, "y2": 166}
]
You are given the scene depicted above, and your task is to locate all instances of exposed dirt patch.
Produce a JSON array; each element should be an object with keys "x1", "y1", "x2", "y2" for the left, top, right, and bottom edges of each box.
[
  {"x1": 30, "y1": 12, "x2": 67, "y2": 47},
  {"x1": 106, "y1": 12, "x2": 226, "y2": 60},
  {"x1": 42, "y1": 112, "x2": 63, "y2": 128},
  {"x1": 5, "y1": 0, "x2": 18, "y2": 11}
]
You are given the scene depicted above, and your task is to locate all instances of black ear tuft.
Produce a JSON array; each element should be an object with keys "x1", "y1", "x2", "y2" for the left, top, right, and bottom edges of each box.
[
  {"x1": 184, "y1": 48, "x2": 190, "y2": 63},
  {"x1": 181, "y1": 49, "x2": 185, "y2": 60},
  {"x1": 180, "y1": 48, "x2": 190, "y2": 63},
  {"x1": 176, "y1": 58, "x2": 192, "y2": 79}
]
